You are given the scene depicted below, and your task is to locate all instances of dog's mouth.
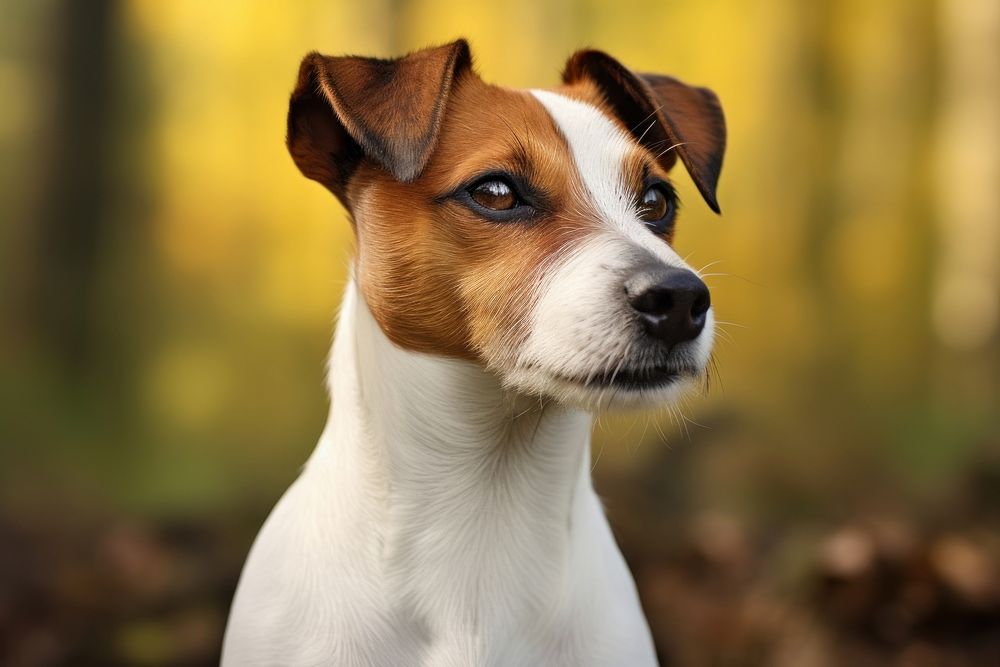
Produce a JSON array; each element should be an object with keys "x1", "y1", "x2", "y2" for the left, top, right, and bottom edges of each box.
[{"x1": 525, "y1": 362, "x2": 701, "y2": 392}]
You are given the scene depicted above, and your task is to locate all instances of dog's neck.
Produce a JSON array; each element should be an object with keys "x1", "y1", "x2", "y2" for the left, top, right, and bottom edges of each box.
[{"x1": 309, "y1": 280, "x2": 595, "y2": 634}]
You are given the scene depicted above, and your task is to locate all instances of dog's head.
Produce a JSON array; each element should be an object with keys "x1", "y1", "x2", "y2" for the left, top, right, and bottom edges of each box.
[{"x1": 288, "y1": 40, "x2": 725, "y2": 410}]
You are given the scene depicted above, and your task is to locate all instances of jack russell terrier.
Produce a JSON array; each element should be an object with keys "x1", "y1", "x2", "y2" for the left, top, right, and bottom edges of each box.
[{"x1": 222, "y1": 39, "x2": 725, "y2": 666}]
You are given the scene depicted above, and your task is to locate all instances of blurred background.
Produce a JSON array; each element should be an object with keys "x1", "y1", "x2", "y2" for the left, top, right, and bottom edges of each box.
[{"x1": 2, "y1": 0, "x2": 998, "y2": 665}]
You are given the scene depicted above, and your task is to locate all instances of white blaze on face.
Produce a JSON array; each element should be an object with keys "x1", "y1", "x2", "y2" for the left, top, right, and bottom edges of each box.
[
  {"x1": 503, "y1": 90, "x2": 714, "y2": 409},
  {"x1": 530, "y1": 90, "x2": 691, "y2": 268}
]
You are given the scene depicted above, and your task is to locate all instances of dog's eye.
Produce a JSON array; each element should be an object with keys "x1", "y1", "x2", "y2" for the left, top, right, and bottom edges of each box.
[
  {"x1": 454, "y1": 173, "x2": 539, "y2": 222},
  {"x1": 469, "y1": 179, "x2": 518, "y2": 211},
  {"x1": 637, "y1": 183, "x2": 677, "y2": 232}
]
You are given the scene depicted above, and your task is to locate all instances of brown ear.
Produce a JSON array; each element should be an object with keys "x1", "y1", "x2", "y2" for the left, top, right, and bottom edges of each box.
[
  {"x1": 563, "y1": 50, "x2": 726, "y2": 214},
  {"x1": 287, "y1": 40, "x2": 472, "y2": 205}
]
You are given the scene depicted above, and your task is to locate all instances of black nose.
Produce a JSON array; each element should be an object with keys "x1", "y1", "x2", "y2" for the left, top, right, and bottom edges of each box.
[{"x1": 626, "y1": 267, "x2": 711, "y2": 348}]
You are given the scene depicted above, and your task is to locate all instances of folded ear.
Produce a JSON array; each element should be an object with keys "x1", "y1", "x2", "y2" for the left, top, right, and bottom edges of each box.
[
  {"x1": 287, "y1": 40, "x2": 472, "y2": 205},
  {"x1": 563, "y1": 50, "x2": 726, "y2": 213}
]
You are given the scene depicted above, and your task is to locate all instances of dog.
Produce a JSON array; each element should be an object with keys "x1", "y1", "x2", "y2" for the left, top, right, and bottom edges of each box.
[{"x1": 222, "y1": 39, "x2": 725, "y2": 666}]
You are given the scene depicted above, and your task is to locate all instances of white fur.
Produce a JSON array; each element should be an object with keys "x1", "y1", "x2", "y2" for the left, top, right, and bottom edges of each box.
[
  {"x1": 223, "y1": 92, "x2": 717, "y2": 666},
  {"x1": 222, "y1": 282, "x2": 657, "y2": 665}
]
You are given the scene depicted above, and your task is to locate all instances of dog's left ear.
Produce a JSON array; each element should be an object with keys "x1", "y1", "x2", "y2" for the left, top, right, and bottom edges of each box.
[{"x1": 563, "y1": 50, "x2": 726, "y2": 213}]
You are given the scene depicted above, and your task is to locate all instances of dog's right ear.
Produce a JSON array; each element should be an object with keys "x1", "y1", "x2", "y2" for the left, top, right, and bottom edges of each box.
[{"x1": 287, "y1": 40, "x2": 472, "y2": 206}]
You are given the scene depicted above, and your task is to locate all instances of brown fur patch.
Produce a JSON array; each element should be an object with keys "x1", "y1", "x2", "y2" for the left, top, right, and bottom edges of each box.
[{"x1": 348, "y1": 72, "x2": 604, "y2": 363}]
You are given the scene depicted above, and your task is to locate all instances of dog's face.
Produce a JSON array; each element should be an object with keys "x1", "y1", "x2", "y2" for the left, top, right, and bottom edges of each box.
[{"x1": 288, "y1": 41, "x2": 725, "y2": 410}]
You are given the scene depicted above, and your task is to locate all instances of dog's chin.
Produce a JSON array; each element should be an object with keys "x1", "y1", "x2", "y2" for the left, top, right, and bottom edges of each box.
[{"x1": 502, "y1": 362, "x2": 705, "y2": 412}]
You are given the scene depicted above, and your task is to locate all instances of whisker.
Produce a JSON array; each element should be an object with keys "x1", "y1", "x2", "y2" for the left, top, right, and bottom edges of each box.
[
  {"x1": 709, "y1": 355, "x2": 724, "y2": 395},
  {"x1": 654, "y1": 410, "x2": 670, "y2": 445},
  {"x1": 628, "y1": 102, "x2": 666, "y2": 136},
  {"x1": 638, "y1": 414, "x2": 651, "y2": 448},
  {"x1": 697, "y1": 259, "x2": 725, "y2": 274},
  {"x1": 680, "y1": 410, "x2": 710, "y2": 431},
  {"x1": 713, "y1": 274, "x2": 767, "y2": 288},
  {"x1": 676, "y1": 403, "x2": 692, "y2": 442},
  {"x1": 635, "y1": 118, "x2": 658, "y2": 145},
  {"x1": 591, "y1": 436, "x2": 605, "y2": 472},
  {"x1": 712, "y1": 328, "x2": 735, "y2": 345},
  {"x1": 653, "y1": 141, "x2": 688, "y2": 161}
]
